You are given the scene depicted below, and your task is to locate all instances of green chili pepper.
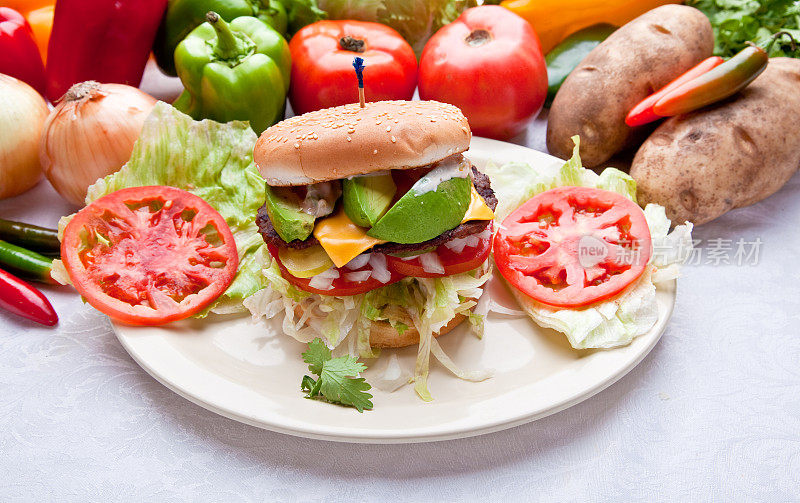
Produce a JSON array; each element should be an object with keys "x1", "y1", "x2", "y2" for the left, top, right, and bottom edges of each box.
[
  {"x1": 652, "y1": 32, "x2": 797, "y2": 117},
  {"x1": 173, "y1": 11, "x2": 291, "y2": 134},
  {"x1": 154, "y1": 0, "x2": 288, "y2": 76},
  {"x1": 544, "y1": 23, "x2": 616, "y2": 107},
  {"x1": 0, "y1": 240, "x2": 54, "y2": 284},
  {"x1": 0, "y1": 219, "x2": 60, "y2": 256}
]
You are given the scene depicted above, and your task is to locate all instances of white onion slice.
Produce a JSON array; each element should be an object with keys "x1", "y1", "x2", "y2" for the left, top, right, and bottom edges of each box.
[
  {"x1": 308, "y1": 267, "x2": 339, "y2": 290},
  {"x1": 444, "y1": 237, "x2": 469, "y2": 253},
  {"x1": 345, "y1": 270, "x2": 371, "y2": 282},
  {"x1": 368, "y1": 253, "x2": 391, "y2": 283},
  {"x1": 419, "y1": 252, "x2": 445, "y2": 274},
  {"x1": 345, "y1": 253, "x2": 370, "y2": 270}
]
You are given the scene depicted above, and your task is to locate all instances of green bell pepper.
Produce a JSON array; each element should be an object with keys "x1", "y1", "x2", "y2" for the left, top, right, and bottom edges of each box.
[
  {"x1": 154, "y1": 0, "x2": 288, "y2": 76},
  {"x1": 173, "y1": 12, "x2": 291, "y2": 134},
  {"x1": 545, "y1": 23, "x2": 616, "y2": 107}
]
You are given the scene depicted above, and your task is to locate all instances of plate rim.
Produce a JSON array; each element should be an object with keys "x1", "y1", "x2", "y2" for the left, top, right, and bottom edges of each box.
[{"x1": 113, "y1": 136, "x2": 677, "y2": 443}]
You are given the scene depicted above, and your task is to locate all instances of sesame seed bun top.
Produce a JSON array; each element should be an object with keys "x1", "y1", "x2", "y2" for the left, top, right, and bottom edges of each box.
[{"x1": 253, "y1": 100, "x2": 472, "y2": 186}]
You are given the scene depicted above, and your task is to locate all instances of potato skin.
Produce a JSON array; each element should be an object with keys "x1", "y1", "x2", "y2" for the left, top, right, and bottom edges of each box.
[
  {"x1": 630, "y1": 58, "x2": 800, "y2": 225},
  {"x1": 546, "y1": 4, "x2": 713, "y2": 167}
]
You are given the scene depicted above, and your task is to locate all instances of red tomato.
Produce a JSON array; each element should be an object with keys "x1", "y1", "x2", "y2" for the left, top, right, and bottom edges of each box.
[
  {"x1": 493, "y1": 187, "x2": 652, "y2": 308},
  {"x1": 386, "y1": 230, "x2": 492, "y2": 278},
  {"x1": 288, "y1": 20, "x2": 418, "y2": 115},
  {"x1": 418, "y1": 6, "x2": 547, "y2": 140},
  {"x1": 268, "y1": 245, "x2": 404, "y2": 296},
  {"x1": 61, "y1": 186, "x2": 239, "y2": 325}
]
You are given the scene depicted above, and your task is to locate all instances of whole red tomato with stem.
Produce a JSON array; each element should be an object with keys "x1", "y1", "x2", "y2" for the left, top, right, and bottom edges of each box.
[
  {"x1": 418, "y1": 6, "x2": 547, "y2": 140},
  {"x1": 288, "y1": 20, "x2": 418, "y2": 115}
]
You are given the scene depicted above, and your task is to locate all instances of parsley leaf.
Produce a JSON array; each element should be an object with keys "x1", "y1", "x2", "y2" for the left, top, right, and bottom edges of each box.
[
  {"x1": 688, "y1": 0, "x2": 800, "y2": 57},
  {"x1": 302, "y1": 338, "x2": 331, "y2": 375},
  {"x1": 300, "y1": 338, "x2": 374, "y2": 412}
]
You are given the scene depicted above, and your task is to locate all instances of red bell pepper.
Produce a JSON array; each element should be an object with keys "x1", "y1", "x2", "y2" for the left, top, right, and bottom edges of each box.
[
  {"x1": 0, "y1": 267, "x2": 57, "y2": 326},
  {"x1": 45, "y1": 0, "x2": 168, "y2": 102},
  {"x1": 0, "y1": 7, "x2": 46, "y2": 95},
  {"x1": 625, "y1": 56, "x2": 724, "y2": 127}
]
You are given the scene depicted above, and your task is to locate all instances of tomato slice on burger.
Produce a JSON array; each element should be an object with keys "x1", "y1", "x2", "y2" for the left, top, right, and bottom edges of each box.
[
  {"x1": 493, "y1": 187, "x2": 652, "y2": 308},
  {"x1": 61, "y1": 186, "x2": 239, "y2": 325},
  {"x1": 269, "y1": 245, "x2": 403, "y2": 296},
  {"x1": 386, "y1": 227, "x2": 492, "y2": 278}
]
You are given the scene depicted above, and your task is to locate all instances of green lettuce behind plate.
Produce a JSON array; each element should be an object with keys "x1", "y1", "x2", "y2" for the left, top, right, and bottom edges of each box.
[
  {"x1": 483, "y1": 136, "x2": 694, "y2": 349},
  {"x1": 56, "y1": 102, "x2": 267, "y2": 311}
]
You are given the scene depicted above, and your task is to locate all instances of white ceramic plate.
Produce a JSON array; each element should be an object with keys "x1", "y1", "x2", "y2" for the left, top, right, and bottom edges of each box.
[{"x1": 113, "y1": 137, "x2": 676, "y2": 443}]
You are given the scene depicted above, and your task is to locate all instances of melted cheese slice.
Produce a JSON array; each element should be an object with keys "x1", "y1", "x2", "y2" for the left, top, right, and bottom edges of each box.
[
  {"x1": 314, "y1": 186, "x2": 495, "y2": 268},
  {"x1": 313, "y1": 209, "x2": 387, "y2": 268}
]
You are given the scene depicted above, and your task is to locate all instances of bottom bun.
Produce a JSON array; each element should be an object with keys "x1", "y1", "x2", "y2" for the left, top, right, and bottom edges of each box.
[{"x1": 293, "y1": 297, "x2": 476, "y2": 349}]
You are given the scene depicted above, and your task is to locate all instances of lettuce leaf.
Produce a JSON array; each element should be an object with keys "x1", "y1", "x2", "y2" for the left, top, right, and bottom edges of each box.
[
  {"x1": 484, "y1": 136, "x2": 693, "y2": 349},
  {"x1": 56, "y1": 102, "x2": 268, "y2": 311},
  {"x1": 284, "y1": 0, "x2": 477, "y2": 56}
]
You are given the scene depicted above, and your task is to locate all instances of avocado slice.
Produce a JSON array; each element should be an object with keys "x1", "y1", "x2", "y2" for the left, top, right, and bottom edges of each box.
[
  {"x1": 367, "y1": 175, "x2": 471, "y2": 244},
  {"x1": 342, "y1": 174, "x2": 397, "y2": 228},
  {"x1": 263, "y1": 184, "x2": 315, "y2": 242}
]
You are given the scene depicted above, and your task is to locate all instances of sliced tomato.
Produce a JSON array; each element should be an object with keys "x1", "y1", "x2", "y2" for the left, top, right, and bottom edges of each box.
[
  {"x1": 268, "y1": 245, "x2": 403, "y2": 296},
  {"x1": 493, "y1": 187, "x2": 652, "y2": 308},
  {"x1": 61, "y1": 186, "x2": 239, "y2": 325},
  {"x1": 386, "y1": 228, "x2": 492, "y2": 278}
]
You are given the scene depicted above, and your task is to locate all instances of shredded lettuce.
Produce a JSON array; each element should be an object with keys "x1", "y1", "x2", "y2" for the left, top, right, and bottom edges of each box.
[
  {"x1": 55, "y1": 103, "x2": 268, "y2": 312},
  {"x1": 484, "y1": 136, "x2": 693, "y2": 350},
  {"x1": 246, "y1": 261, "x2": 492, "y2": 399}
]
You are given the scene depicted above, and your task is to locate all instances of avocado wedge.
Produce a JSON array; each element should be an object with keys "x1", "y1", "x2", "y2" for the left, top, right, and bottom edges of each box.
[
  {"x1": 343, "y1": 174, "x2": 397, "y2": 228},
  {"x1": 367, "y1": 175, "x2": 471, "y2": 244},
  {"x1": 263, "y1": 184, "x2": 315, "y2": 242}
]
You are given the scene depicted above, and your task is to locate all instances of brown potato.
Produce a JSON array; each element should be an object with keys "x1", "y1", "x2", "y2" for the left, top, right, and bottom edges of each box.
[
  {"x1": 630, "y1": 58, "x2": 800, "y2": 225},
  {"x1": 546, "y1": 4, "x2": 714, "y2": 167}
]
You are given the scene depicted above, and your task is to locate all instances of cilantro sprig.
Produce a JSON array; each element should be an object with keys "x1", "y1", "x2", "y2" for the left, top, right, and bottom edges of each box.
[{"x1": 300, "y1": 338, "x2": 373, "y2": 412}]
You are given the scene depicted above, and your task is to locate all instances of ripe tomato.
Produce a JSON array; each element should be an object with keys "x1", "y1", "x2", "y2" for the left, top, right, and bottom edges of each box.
[
  {"x1": 418, "y1": 6, "x2": 547, "y2": 140},
  {"x1": 493, "y1": 187, "x2": 652, "y2": 308},
  {"x1": 288, "y1": 20, "x2": 418, "y2": 115},
  {"x1": 61, "y1": 186, "x2": 239, "y2": 325},
  {"x1": 386, "y1": 230, "x2": 492, "y2": 278},
  {"x1": 269, "y1": 245, "x2": 403, "y2": 296}
]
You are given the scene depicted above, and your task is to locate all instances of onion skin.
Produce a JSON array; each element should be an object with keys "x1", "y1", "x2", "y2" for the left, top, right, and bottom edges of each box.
[
  {"x1": 0, "y1": 74, "x2": 49, "y2": 200},
  {"x1": 39, "y1": 81, "x2": 157, "y2": 206}
]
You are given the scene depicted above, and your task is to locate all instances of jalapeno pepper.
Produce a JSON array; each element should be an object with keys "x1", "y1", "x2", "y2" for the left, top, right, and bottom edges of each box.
[
  {"x1": 626, "y1": 33, "x2": 797, "y2": 126},
  {"x1": 652, "y1": 44, "x2": 768, "y2": 117},
  {"x1": 0, "y1": 240, "x2": 54, "y2": 284},
  {"x1": 0, "y1": 218, "x2": 60, "y2": 255},
  {"x1": 0, "y1": 267, "x2": 58, "y2": 326},
  {"x1": 545, "y1": 23, "x2": 616, "y2": 107},
  {"x1": 626, "y1": 56, "x2": 724, "y2": 126}
]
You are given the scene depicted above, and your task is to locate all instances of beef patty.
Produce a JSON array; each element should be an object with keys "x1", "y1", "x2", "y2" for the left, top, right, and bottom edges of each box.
[{"x1": 256, "y1": 166, "x2": 497, "y2": 255}]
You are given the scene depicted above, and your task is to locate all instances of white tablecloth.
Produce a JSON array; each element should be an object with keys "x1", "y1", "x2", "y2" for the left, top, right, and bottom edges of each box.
[{"x1": 3, "y1": 70, "x2": 799, "y2": 501}]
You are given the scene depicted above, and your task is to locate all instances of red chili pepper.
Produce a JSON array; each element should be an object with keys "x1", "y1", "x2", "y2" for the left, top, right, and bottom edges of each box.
[
  {"x1": 626, "y1": 56, "x2": 724, "y2": 127},
  {"x1": 0, "y1": 7, "x2": 46, "y2": 96},
  {"x1": 45, "y1": 0, "x2": 168, "y2": 102},
  {"x1": 653, "y1": 44, "x2": 768, "y2": 117},
  {"x1": 0, "y1": 268, "x2": 58, "y2": 326}
]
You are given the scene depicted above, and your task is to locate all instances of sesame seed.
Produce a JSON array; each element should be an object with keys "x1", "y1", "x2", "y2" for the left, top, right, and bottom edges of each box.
[
  {"x1": 373, "y1": 149, "x2": 377, "y2": 154},
  {"x1": 294, "y1": 143, "x2": 300, "y2": 148},
  {"x1": 386, "y1": 126, "x2": 391, "y2": 132},
  {"x1": 391, "y1": 136, "x2": 396, "y2": 143},
  {"x1": 347, "y1": 137, "x2": 351, "y2": 142}
]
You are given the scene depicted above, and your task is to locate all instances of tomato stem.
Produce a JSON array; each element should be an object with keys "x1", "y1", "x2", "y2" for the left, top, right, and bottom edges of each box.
[
  {"x1": 465, "y1": 30, "x2": 492, "y2": 47},
  {"x1": 339, "y1": 36, "x2": 365, "y2": 53}
]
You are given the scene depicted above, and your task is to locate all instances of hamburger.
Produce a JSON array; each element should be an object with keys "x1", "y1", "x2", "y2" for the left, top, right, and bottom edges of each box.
[{"x1": 252, "y1": 100, "x2": 496, "y2": 392}]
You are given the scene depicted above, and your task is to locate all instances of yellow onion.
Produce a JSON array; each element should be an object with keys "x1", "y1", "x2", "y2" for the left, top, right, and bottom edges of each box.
[
  {"x1": 40, "y1": 81, "x2": 157, "y2": 206},
  {"x1": 0, "y1": 74, "x2": 49, "y2": 200}
]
